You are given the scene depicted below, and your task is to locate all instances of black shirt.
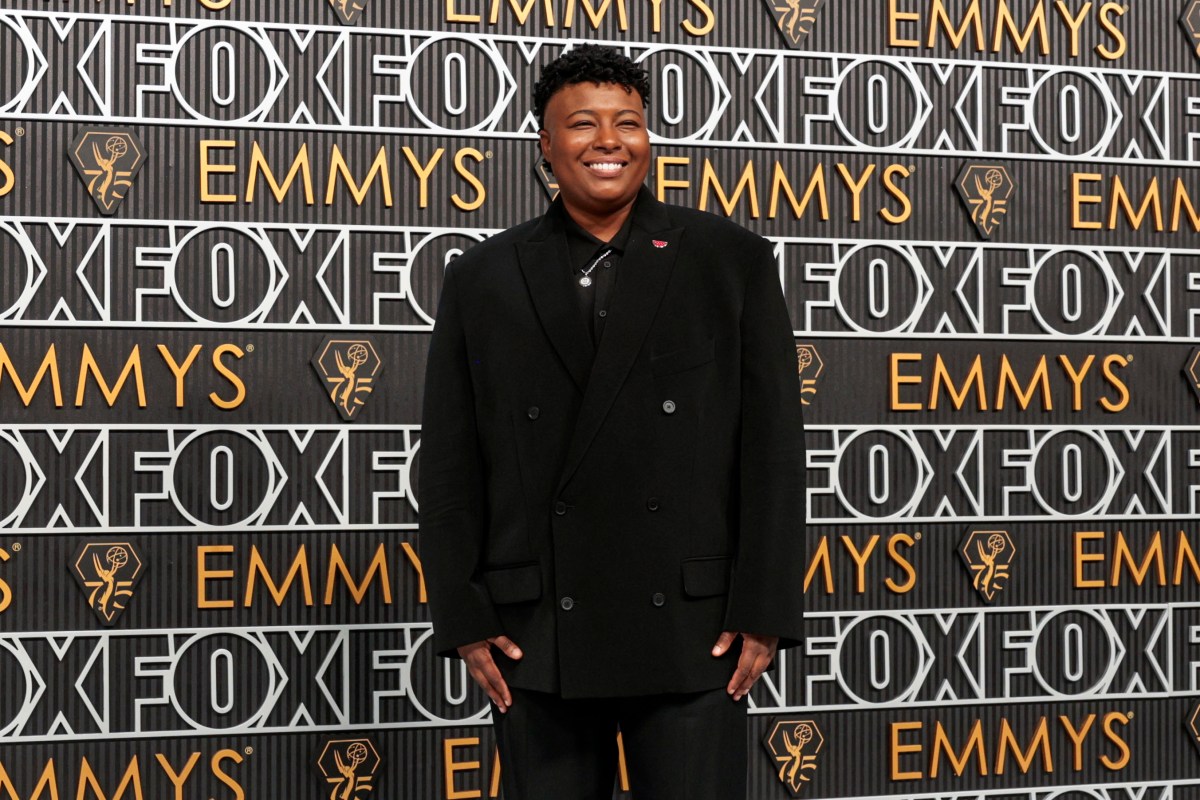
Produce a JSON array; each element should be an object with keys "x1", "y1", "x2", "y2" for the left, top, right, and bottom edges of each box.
[{"x1": 562, "y1": 204, "x2": 636, "y2": 347}]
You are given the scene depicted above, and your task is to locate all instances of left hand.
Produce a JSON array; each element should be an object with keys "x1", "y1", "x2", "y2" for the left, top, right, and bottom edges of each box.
[{"x1": 712, "y1": 631, "x2": 778, "y2": 701}]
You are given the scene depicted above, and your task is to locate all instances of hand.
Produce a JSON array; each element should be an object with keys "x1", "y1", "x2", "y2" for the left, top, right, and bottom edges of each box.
[
  {"x1": 712, "y1": 631, "x2": 778, "y2": 701},
  {"x1": 457, "y1": 636, "x2": 523, "y2": 713}
]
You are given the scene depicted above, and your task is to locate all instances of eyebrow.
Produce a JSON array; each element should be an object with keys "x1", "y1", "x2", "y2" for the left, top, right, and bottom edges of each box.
[{"x1": 565, "y1": 109, "x2": 643, "y2": 119}]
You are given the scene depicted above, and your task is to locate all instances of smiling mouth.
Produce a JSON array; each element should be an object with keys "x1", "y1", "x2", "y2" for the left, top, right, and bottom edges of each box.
[{"x1": 586, "y1": 161, "x2": 627, "y2": 174}]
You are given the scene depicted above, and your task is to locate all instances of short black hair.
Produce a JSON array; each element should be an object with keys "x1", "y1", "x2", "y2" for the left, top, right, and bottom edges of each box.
[{"x1": 533, "y1": 44, "x2": 651, "y2": 128}]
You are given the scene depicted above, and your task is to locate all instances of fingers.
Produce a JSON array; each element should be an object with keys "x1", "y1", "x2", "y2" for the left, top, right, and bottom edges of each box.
[
  {"x1": 711, "y1": 630, "x2": 737, "y2": 657},
  {"x1": 726, "y1": 648, "x2": 771, "y2": 701},
  {"x1": 723, "y1": 634, "x2": 778, "y2": 701},
  {"x1": 488, "y1": 635, "x2": 524, "y2": 661},
  {"x1": 457, "y1": 641, "x2": 514, "y2": 713}
]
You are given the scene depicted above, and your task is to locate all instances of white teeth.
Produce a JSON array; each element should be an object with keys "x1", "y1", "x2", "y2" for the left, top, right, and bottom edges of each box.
[{"x1": 588, "y1": 163, "x2": 624, "y2": 172}]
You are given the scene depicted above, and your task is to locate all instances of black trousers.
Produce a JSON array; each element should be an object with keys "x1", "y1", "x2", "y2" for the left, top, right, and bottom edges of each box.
[{"x1": 491, "y1": 686, "x2": 747, "y2": 800}]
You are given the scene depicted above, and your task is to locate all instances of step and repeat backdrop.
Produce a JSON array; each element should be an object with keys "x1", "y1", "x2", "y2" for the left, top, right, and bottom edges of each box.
[{"x1": 1, "y1": 0, "x2": 1199, "y2": 798}]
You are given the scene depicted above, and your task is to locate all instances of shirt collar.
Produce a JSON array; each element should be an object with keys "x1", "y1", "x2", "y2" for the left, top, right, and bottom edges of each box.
[{"x1": 554, "y1": 194, "x2": 640, "y2": 255}]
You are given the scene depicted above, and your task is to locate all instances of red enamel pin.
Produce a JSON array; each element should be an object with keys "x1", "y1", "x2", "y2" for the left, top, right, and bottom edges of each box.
[{"x1": 653, "y1": 240, "x2": 668, "y2": 248}]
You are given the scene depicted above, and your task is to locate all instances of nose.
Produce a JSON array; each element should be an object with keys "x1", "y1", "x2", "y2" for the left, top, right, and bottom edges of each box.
[{"x1": 593, "y1": 121, "x2": 621, "y2": 150}]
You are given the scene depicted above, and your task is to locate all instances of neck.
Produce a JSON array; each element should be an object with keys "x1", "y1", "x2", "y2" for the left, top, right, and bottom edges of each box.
[{"x1": 563, "y1": 199, "x2": 634, "y2": 242}]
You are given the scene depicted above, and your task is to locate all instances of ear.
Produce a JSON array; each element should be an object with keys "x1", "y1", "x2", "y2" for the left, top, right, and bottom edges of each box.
[{"x1": 538, "y1": 128, "x2": 550, "y2": 161}]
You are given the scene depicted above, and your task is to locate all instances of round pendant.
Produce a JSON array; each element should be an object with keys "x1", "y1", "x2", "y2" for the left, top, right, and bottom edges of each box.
[{"x1": 579, "y1": 276, "x2": 592, "y2": 287}]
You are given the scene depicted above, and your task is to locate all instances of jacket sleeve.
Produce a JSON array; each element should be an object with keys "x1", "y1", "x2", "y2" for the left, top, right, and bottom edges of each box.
[
  {"x1": 722, "y1": 236, "x2": 807, "y2": 649},
  {"x1": 418, "y1": 261, "x2": 504, "y2": 657}
]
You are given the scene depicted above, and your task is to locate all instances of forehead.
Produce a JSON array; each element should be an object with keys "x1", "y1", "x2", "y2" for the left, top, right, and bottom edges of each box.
[{"x1": 546, "y1": 81, "x2": 644, "y2": 116}]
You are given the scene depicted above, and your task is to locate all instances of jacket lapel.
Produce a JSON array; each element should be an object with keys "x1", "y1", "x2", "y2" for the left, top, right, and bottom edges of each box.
[
  {"x1": 557, "y1": 193, "x2": 683, "y2": 491},
  {"x1": 517, "y1": 213, "x2": 595, "y2": 393}
]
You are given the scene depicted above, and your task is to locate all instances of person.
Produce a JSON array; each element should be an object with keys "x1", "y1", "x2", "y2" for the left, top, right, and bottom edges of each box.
[{"x1": 419, "y1": 44, "x2": 805, "y2": 799}]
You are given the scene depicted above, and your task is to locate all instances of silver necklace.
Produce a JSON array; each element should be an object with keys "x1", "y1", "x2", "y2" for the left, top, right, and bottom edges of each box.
[{"x1": 579, "y1": 248, "x2": 613, "y2": 288}]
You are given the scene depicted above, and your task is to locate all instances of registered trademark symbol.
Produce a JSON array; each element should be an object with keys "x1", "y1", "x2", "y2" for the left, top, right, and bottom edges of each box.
[
  {"x1": 908, "y1": 165, "x2": 916, "y2": 173},
  {"x1": 244, "y1": 746, "x2": 254, "y2": 755},
  {"x1": 245, "y1": 344, "x2": 255, "y2": 353},
  {"x1": 1127, "y1": 712, "x2": 1134, "y2": 720},
  {"x1": 914, "y1": 531, "x2": 922, "y2": 541},
  {"x1": 14, "y1": 128, "x2": 24, "y2": 137},
  {"x1": 10, "y1": 543, "x2": 20, "y2": 552},
  {"x1": 1126, "y1": 354, "x2": 1133, "y2": 361},
  {"x1": 485, "y1": 151, "x2": 494, "y2": 159}
]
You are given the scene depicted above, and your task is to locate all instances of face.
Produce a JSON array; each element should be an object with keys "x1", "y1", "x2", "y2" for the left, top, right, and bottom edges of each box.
[{"x1": 539, "y1": 81, "x2": 650, "y2": 223}]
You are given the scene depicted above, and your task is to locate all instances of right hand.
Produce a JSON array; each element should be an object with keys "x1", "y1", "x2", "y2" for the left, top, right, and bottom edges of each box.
[{"x1": 457, "y1": 636, "x2": 523, "y2": 713}]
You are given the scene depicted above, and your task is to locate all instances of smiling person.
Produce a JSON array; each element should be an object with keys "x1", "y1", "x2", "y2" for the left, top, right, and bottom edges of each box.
[{"x1": 419, "y1": 45, "x2": 806, "y2": 799}]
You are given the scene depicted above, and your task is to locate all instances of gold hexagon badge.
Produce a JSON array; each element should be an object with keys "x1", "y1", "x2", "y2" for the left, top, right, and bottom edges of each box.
[
  {"x1": 312, "y1": 336, "x2": 385, "y2": 421},
  {"x1": 68, "y1": 130, "x2": 146, "y2": 215},
  {"x1": 762, "y1": 0, "x2": 826, "y2": 47},
  {"x1": 955, "y1": 164, "x2": 1017, "y2": 239},
  {"x1": 796, "y1": 344, "x2": 824, "y2": 406},
  {"x1": 317, "y1": 738, "x2": 382, "y2": 800},
  {"x1": 535, "y1": 157, "x2": 559, "y2": 202},
  {"x1": 1187, "y1": 703, "x2": 1200, "y2": 755},
  {"x1": 762, "y1": 718, "x2": 823, "y2": 796},
  {"x1": 1184, "y1": 348, "x2": 1200, "y2": 406},
  {"x1": 69, "y1": 542, "x2": 145, "y2": 625},
  {"x1": 329, "y1": 0, "x2": 368, "y2": 25},
  {"x1": 1182, "y1": 2, "x2": 1200, "y2": 59},
  {"x1": 959, "y1": 529, "x2": 1015, "y2": 603}
]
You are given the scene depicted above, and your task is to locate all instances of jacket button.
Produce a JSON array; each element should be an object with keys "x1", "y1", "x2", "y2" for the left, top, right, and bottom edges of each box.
[
  {"x1": 554, "y1": 501, "x2": 568, "y2": 516},
  {"x1": 527, "y1": 406, "x2": 540, "y2": 420},
  {"x1": 662, "y1": 400, "x2": 676, "y2": 414},
  {"x1": 560, "y1": 597, "x2": 575, "y2": 611},
  {"x1": 652, "y1": 593, "x2": 665, "y2": 607},
  {"x1": 647, "y1": 498, "x2": 660, "y2": 512}
]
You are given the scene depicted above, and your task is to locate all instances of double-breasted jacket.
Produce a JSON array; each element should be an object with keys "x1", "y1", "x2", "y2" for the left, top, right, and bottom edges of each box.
[{"x1": 419, "y1": 189, "x2": 806, "y2": 698}]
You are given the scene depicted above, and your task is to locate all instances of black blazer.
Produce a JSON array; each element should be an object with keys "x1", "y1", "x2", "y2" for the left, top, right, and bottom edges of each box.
[{"x1": 419, "y1": 189, "x2": 806, "y2": 699}]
